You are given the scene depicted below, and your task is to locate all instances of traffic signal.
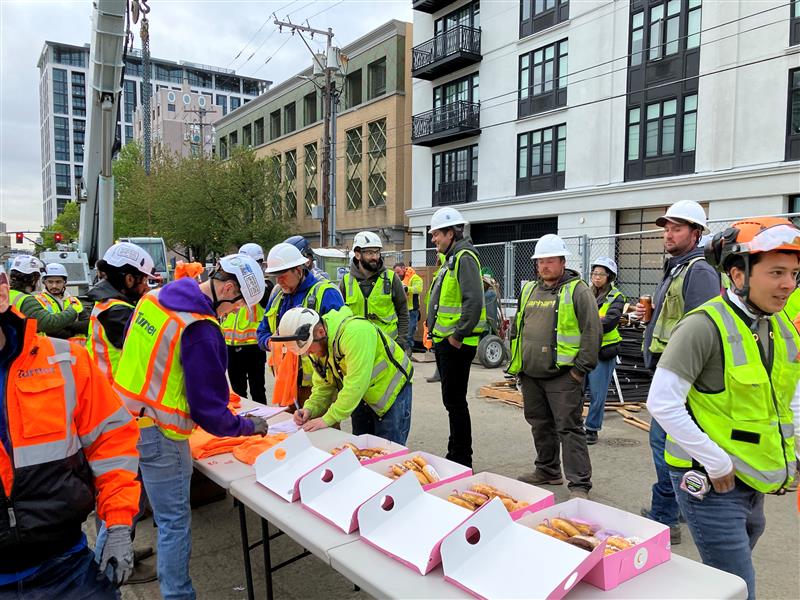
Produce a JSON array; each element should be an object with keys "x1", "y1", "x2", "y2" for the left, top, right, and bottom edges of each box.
[
  {"x1": 15, "y1": 232, "x2": 24, "y2": 244},
  {"x1": 54, "y1": 232, "x2": 63, "y2": 243}
]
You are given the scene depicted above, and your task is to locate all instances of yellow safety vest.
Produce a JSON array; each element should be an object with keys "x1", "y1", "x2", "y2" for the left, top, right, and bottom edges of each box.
[
  {"x1": 222, "y1": 304, "x2": 265, "y2": 346},
  {"x1": 342, "y1": 270, "x2": 399, "y2": 339},
  {"x1": 650, "y1": 257, "x2": 705, "y2": 354},
  {"x1": 86, "y1": 297, "x2": 134, "y2": 384},
  {"x1": 507, "y1": 279, "x2": 581, "y2": 375},
  {"x1": 425, "y1": 249, "x2": 488, "y2": 347},
  {"x1": 113, "y1": 288, "x2": 220, "y2": 440},
  {"x1": 35, "y1": 292, "x2": 86, "y2": 342},
  {"x1": 9, "y1": 289, "x2": 28, "y2": 312},
  {"x1": 664, "y1": 297, "x2": 799, "y2": 493},
  {"x1": 403, "y1": 272, "x2": 424, "y2": 310},
  {"x1": 599, "y1": 288, "x2": 623, "y2": 348}
]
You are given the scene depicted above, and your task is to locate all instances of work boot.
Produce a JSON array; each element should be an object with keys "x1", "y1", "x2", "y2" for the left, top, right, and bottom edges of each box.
[
  {"x1": 517, "y1": 471, "x2": 563, "y2": 486},
  {"x1": 640, "y1": 508, "x2": 682, "y2": 545},
  {"x1": 124, "y1": 560, "x2": 158, "y2": 585},
  {"x1": 568, "y1": 488, "x2": 590, "y2": 500},
  {"x1": 586, "y1": 430, "x2": 598, "y2": 445},
  {"x1": 426, "y1": 370, "x2": 441, "y2": 383}
]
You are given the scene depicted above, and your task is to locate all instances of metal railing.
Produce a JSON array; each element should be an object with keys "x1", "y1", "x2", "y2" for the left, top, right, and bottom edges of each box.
[
  {"x1": 433, "y1": 180, "x2": 477, "y2": 207},
  {"x1": 411, "y1": 25, "x2": 481, "y2": 72},
  {"x1": 412, "y1": 100, "x2": 480, "y2": 140}
]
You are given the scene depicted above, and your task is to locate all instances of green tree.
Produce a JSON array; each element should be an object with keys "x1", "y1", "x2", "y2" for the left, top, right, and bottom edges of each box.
[{"x1": 42, "y1": 201, "x2": 80, "y2": 248}]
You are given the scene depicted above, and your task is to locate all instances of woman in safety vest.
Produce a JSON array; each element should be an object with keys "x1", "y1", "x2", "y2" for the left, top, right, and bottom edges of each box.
[{"x1": 647, "y1": 217, "x2": 800, "y2": 600}]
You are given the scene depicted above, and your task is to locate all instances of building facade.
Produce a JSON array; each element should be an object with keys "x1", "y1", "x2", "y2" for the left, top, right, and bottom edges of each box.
[
  {"x1": 408, "y1": 0, "x2": 800, "y2": 258},
  {"x1": 37, "y1": 41, "x2": 271, "y2": 225},
  {"x1": 214, "y1": 20, "x2": 413, "y2": 251}
]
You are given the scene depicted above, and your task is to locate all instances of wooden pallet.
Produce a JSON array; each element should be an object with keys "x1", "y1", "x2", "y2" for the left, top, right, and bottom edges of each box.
[{"x1": 478, "y1": 381, "x2": 523, "y2": 408}]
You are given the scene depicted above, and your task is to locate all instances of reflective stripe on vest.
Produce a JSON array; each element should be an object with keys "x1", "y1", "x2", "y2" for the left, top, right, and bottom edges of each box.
[
  {"x1": 426, "y1": 249, "x2": 488, "y2": 347},
  {"x1": 113, "y1": 289, "x2": 220, "y2": 440},
  {"x1": 664, "y1": 297, "x2": 799, "y2": 493},
  {"x1": 599, "y1": 288, "x2": 623, "y2": 348},
  {"x1": 87, "y1": 298, "x2": 134, "y2": 384},
  {"x1": 9, "y1": 290, "x2": 27, "y2": 312},
  {"x1": 650, "y1": 257, "x2": 706, "y2": 354},
  {"x1": 35, "y1": 292, "x2": 61, "y2": 314},
  {"x1": 327, "y1": 316, "x2": 413, "y2": 415},
  {"x1": 342, "y1": 270, "x2": 399, "y2": 339},
  {"x1": 222, "y1": 304, "x2": 265, "y2": 346}
]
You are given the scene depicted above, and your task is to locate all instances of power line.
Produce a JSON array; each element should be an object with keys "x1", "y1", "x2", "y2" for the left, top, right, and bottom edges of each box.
[
  {"x1": 228, "y1": 1, "x2": 300, "y2": 69},
  {"x1": 250, "y1": 35, "x2": 294, "y2": 77}
]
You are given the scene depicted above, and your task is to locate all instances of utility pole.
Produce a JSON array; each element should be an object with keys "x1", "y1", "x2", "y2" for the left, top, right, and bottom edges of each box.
[
  {"x1": 184, "y1": 106, "x2": 210, "y2": 157},
  {"x1": 274, "y1": 17, "x2": 337, "y2": 246}
]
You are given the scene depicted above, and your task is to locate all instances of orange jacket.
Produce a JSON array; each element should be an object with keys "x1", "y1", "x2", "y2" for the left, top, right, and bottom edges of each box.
[
  {"x1": 0, "y1": 308, "x2": 140, "y2": 572},
  {"x1": 268, "y1": 340, "x2": 300, "y2": 407}
]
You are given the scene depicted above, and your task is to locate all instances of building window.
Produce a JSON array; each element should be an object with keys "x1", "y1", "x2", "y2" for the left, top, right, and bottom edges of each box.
[
  {"x1": 434, "y1": 72, "x2": 479, "y2": 108},
  {"x1": 284, "y1": 103, "x2": 296, "y2": 134},
  {"x1": 625, "y1": 94, "x2": 696, "y2": 180},
  {"x1": 243, "y1": 79, "x2": 261, "y2": 96},
  {"x1": 53, "y1": 47, "x2": 87, "y2": 67},
  {"x1": 216, "y1": 76, "x2": 241, "y2": 93},
  {"x1": 435, "y1": 1, "x2": 480, "y2": 35},
  {"x1": 153, "y1": 64, "x2": 183, "y2": 84},
  {"x1": 216, "y1": 94, "x2": 228, "y2": 116},
  {"x1": 73, "y1": 119, "x2": 85, "y2": 163},
  {"x1": 52, "y1": 68, "x2": 68, "y2": 115},
  {"x1": 229, "y1": 131, "x2": 238, "y2": 147},
  {"x1": 186, "y1": 69, "x2": 212, "y2": 88},
  {"x1": 516, "y1": 124, "x2": 566, "y2": 195},
  {"x1": 230, "y1": 97, "x2": 241, "y2": 111},
  {"x1": 285, "y1": 150, "x2": 297, "y2": 217},
  {"x1": 303, "y1": 92, "x2": 318, "y2": 126},
  {"x1": 367, "y1": 119, "x2": 386, "y2": 207},
  {"x1": 167, "y1": 103, "x2": 176, "y2": 112},
  {"x1": 345, "y1": 127, "x2": 363, "y2": 210},
  {"x1": 270, "y1": 110, "x2": 281, "y2": 140},
  {"x1": 219, "y1": 136, "x2": 228, "y2": 159},
  {"x1": 787, "y1": 68, "x2": 800, "y2": 160},
  {"x1": 368, "y1": 57, "x2": 386, "y2": 99},
  {"x1": 630, "y1": 1, "x2": 702, "y2": 68},
  {"x1": 253, "y1": 118, "x2": 265, "y2": 146},
  {"x1": 123, "y1": 79, "x2": 137, "y2": 123},
  {"x1": 55, "y1": 163, "x2": 71, "y2": 196},
  {"x1": 520, "y1": 0, "x2": 569, "y2": 39},
  {"x1": 54, "y1": 117, "x2": 70, "y2": 161},
  {"x1": 346, "y1": 69, "x2": 362, "y2": 108},
  {"x1": 432, "y1": 145, "x2": 478, "y2": 206},
  {"x1": 243, "y1": 124, "x2": 252, "y2": 147},
  {"x1": 270, "y1": 156, "x2": 282, "y2": 217},
  {"x1": 71, "y1": 72, "x2": 86, "y2": 117},
  {"x1": 125, "y1": 58, "x2": 143, "y2": 77},
  {"x1": 518, "y1": 39, "x2": 567, "y2": 117},
  {"x1": 303, "y1": 143, "x2": 318, "y2": 216}
]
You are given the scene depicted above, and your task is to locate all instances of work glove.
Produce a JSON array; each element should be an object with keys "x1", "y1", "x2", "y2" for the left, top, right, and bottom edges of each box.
[
  {"x1": 67, "y1": 296, "x2": 84, "y2": 314},
  {"x1": 98, "y1": 525, "x2": 133, "y2": 586},
  {"x1": 245, "y1": 414, "x2": 269, "y2": 436}
]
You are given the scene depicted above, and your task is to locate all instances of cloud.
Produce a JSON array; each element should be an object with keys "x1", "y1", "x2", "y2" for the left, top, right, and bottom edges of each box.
[{"x1": 0, "y1": 0, "x2": 412, "y2": 233}]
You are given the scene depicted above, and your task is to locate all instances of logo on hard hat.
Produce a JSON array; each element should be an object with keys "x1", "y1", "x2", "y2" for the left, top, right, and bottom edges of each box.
[
  {"x1": 240, "y1": 263, "x2": 261, "y2": 298},
  {"x1": 117, "y1": 246, "x2": 140, "y2": 261}
]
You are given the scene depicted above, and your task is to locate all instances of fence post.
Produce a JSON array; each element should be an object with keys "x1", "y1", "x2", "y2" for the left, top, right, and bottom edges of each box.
[
  {"x1": 581, "y1": 234, "x2": 590, "y2": 279},
  {"x1": 504, "y1": 241, "x2": 515, "y2": 300}
]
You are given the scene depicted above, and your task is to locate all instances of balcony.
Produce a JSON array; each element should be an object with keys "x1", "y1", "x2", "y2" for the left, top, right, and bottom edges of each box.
[
  {"x1": 412, "y1": 26, "x2": 481, "y2": 81},
  {"x1": 412, "y1": 0, "x2": 458, "y2": 14},
  {"x1": 433, "y1": 179, "x2": 477, "y2": 206},
  {"x1": 412, "y1": 101, "x2": 480, "y2": 147}
]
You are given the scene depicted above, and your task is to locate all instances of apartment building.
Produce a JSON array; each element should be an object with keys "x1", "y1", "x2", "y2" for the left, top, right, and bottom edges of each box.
[
  {"x1": 37, "y1": 41, "x2": 271, "y2": 225},
  {"x1": 408, "y1": 1, "x2": 800, "y2": 255},
  {"x1": 214, "y1": 20, "x2": 413, "y2": 251}
]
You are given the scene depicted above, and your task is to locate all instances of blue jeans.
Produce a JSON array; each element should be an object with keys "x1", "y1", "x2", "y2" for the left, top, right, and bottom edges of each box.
[
  {"x1": 138, "y1": 426, "x2": 195, "y2": 600},
  {"x1": 1, "y1": 546, "x2": 119, "y2": 599},
  {"x1": 407, "y1": 310, "x2": 420, "y2": 350},
  {"x1": 670, "y1": 472, "x2": 764, "y2": 600},
  {"x1": 351, "y1": 383, "x2": 412, "y2": 445},
  {"x1": 584, "y1": 357, "x2": 616, "y2": 432},
  {"x1": 645, "y1": 419, "x2": 681, "y2": 527}
]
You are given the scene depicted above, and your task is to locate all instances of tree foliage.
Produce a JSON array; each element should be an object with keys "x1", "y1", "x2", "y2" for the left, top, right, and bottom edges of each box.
[
  {"x1": 112, "y1": 143, "x2": 287, "y2": 261},
  {"x1": 42, "y1": 201, "x2": 80, "y2": 248}
]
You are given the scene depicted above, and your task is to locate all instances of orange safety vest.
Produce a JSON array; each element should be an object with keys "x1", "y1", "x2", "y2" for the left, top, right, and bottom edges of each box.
[
  {"x1": 268, "y1": 340, "x2": 300, "y2": 407},
  {"x1": 86, "y1": 297, "x2": 134, "y2": 384}
]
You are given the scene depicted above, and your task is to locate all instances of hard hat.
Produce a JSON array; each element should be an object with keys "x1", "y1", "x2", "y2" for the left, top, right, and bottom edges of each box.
[
  {"x1": 264, "y1": 242, "x2": 307, "y2": 274},
  {"x1": 218, "y1": 253, "x2": 266, "y2": 306},
  {"x1": 43, "y1": 263, "x2": 69, "y2": 280},
  {"x1": 531, "y1": 234, "x2": 571, "y2": 259},
  {"x1": 353, "y1": 231, "x2": 383, "y2": 250},
  {"x1": 271, "y1": 307, "x2": 321, "y2": 355},
  {"x1": 705, "y1": 217, "x2": 800, "y2": 273},
  {"x1": 656, "y1": 200, "x2": 708, "y2": 233},
  {"x1": 430, "y1": 207, "x2": 467, "y2": 232},
  {"x1": 9, "y1": 255, "x2": 44, "y2": 275},
  {"x1": 284, "y1": 235, "x2": 313, "y2": 258},
  {"x1": 591, "y1": 257, "x2": 618, "y2": 277},
  {"x1": 102, "y1": 242, "x2": 156, "y2": 277},
  {"x1": 238, "y1": 242, "x2": 264, "y2": 262}
]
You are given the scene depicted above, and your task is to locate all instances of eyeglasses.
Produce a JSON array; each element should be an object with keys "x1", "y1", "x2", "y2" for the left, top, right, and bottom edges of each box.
[
  {"x1": 361, "y1": 249, "x2": 381, "y2": 257},
  {"x1": 590, "y1": 271, "x2": 608, "y2": 278}
]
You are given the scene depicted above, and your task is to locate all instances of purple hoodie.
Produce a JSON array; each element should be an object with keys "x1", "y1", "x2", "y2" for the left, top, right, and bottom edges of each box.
[{"x1": 158, "y1": 277, "x2": 255, "y2": 437}]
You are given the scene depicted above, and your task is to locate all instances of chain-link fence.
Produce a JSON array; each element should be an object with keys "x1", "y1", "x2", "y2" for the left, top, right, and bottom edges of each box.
[{"x1": 385, "y1": 212, "x2": 799, "y2": 303}]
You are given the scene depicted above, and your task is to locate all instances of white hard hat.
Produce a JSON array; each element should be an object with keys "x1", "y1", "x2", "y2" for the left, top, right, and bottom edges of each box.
[
  {"x1": 430, "y1": 207, "x2": 467, "y2": 232},
  {"x1": 264, "y1": 242, "x2": 308, "y2": 274},
  {"x1": 353, "y1": 231, "x2": 383, "y2": 250},
  {"x1": 102, "y1": 242, "x2": 156, "y2": 277},
  {"x1": 218, "y1": 253, "x2": 266, "y2": 307},
  {"x1": 656, "y1": 200, "x2": 708, "y2": 233},
  {"x1": 591, "y1": 257, "x2": 618, "y2": 277},
  {"x1": 271, "y1": 306, "x2": 321, "y2": 355},
  {"x1": 9, "y1": 255, "x2": 44, "y2": 275},
  {"x1": 43, "y1": 263, "x2": 69, "y2": 280},
  {"x1": 531, "y1": 234, "x2": 571, "y2": 259},
  {"x1": 238, "y1": 242, "x2": 265, "y2": 262}
]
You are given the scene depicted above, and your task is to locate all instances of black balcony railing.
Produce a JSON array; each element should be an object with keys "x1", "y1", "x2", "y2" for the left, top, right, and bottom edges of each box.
[
  {"x1": 412, "y1": 0, "x2": 458, "y2": 14},
  {"x1": 412, "y1": 101, "x2": 480, "y2": 146},
  {"x1": 433, "y1": 179, "x2": 477, "y2": 206},
  {"x1": 412, "y1": 26, "x2": 481, "y2": 80}
]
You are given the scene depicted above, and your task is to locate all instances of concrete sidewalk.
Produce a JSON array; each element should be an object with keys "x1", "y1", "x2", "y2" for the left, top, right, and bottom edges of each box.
[{"x1": 114, "y1": 359, "x2": 799, "y2": 599}]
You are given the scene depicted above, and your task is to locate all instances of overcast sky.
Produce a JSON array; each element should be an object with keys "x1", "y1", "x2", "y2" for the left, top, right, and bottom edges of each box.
[{"x1": 0, "y1": 0, "x2": 413, "y2": 235}]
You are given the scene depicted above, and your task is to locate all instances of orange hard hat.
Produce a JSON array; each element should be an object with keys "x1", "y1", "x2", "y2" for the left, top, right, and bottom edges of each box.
[{"x1": 706, "y1": 217, "x2": 800, "y2": 272}]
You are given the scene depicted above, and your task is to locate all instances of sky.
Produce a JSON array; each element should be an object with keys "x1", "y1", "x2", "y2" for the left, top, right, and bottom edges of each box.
[{"x1": 0, "y1": 0, "x2": 413, "y2": 236}]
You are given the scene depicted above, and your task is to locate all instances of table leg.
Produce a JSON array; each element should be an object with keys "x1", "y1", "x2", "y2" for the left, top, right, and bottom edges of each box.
[
  {"x1": 237, "y1": 500, "x2": 255, "y2": 600},
  {"x1": 261, "y1": 517, "x2": 274, "y2": 600}
]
